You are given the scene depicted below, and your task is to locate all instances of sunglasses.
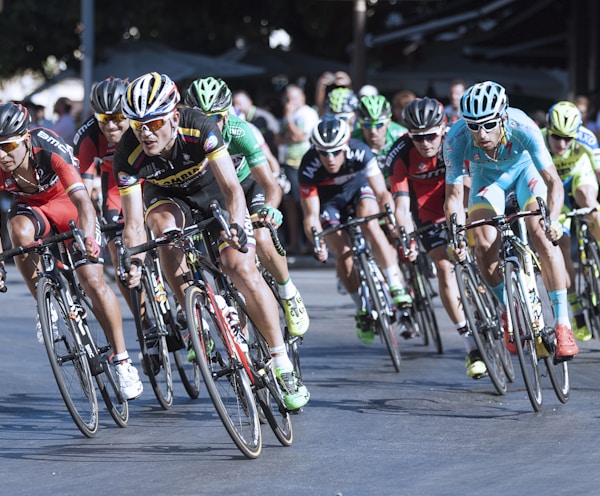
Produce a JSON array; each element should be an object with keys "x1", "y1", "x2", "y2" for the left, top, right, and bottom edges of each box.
[
  {"x1": 466, "y1": 120, "x2": 500, "y2": 132},
  {"x1": 95, "y1": 113, "x2": 126, "y2": 124},
  {"x1": 409, "y1": 132, "x2": 441, "y2": 143},
  {"x1": 130, "y1": 115, "x2": 171, "y2": 133},
  {"x1": 361, "y1": 120, "x2": 386, "y2": 130},
  {"x1": 0, "y1": 135, "x2": 26, "y2": 153},
  {"x1": 549, "y1": 133, "x2": 574, "y2": 142},
  {"x1": 317, "y1": 149, "x2": 344, "y2": 157}
]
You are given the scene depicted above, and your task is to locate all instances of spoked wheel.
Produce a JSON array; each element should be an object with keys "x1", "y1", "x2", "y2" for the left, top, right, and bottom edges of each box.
[
  {"x1": 37, "y1": 277, "x2": 99, "y2": 437},
  {"x1": 455, "y1": 264, "x2": 508, "y2": 395},
  {"x1": 412, "y1": 264, "x2": 442, "y2": 354},
  {"x1": 365, "y1": 256, "x2": 401, "y2": 372},
  {"x1": 185, "y1": 285, "x2": 262, "y2": 459},
  {"x1": 131, "y1": 281, "x2": 174, "y2": 410},
  {"x1": 247, "y1": 324, "x2": 294, "y2": 446},
  {"x1": 80, "y1": 294, "x2": 129, "y2": 427},
  {"x1": 506, "y1": 263, "x2": 543, "y2": 411},
  {"x1": 535, "y1": 273, "x2": 570, "y2": 404}
]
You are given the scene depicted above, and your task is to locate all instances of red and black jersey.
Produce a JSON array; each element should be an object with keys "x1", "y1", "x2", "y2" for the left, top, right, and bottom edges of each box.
[
  {"x1": 386, "y1": 135, "x2": 446, "y2": 226},
  {"x1": 0, "y1": 127, "x2": 85, "y2": 206},
  {"x1": 73, "y1": 117, "x2": 117, "y2": 179}
]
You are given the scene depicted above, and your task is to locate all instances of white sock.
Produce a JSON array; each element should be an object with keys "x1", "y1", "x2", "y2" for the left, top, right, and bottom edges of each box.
[
  {"x1": 115, "y1": 352, "x2": 130, "y2": 363},
  {"x1": 350, "y1": 291, "x2": 362, "y2": 310},
  {"x1": 270, "y1": 345, "x2": 293, "y2": 370},
  {"x1": 277, "y1": 277, "x2": 297, "y2": 300},
  {"x1": 382, "y1": 266, "x2": 402, "y2": 289}
]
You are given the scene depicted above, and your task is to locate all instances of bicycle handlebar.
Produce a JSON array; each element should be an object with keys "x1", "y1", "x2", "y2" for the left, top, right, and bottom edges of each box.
[
  {"x1": 0, "y1": 220, "x2": 86, "y2": 293},
  {"x1": 312, "y1": 204, "x2": 395, "y2": 258}
]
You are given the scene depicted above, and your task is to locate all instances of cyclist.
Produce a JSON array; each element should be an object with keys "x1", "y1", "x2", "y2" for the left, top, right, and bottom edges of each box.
[
  {"x1": 352, "y1": 95, "x2": 407, "y2": 184},
  {"x1": 114, "y1": 72, "x2": 309, "y2": 411},
  {"x1": 324, "y1": 87, "x2": 359, "y2": 128},
  {"x1": 299, "y1": 115, "x2": 412, "y2": 344},
  {"x1": 444, "y1": 81, "x2": 579, "y2": 360},
  {"x1": 184, "y1": 76, "x2": 310, "y2": 338},
  {"x1": 0, "y1": 102, "x2": 143, "y2": 400},
  {"x1": 542, "y1": 101, "x2": 600, "y2": 342},
  {"x1": 387, "y1": 97, "x2": 486, "y2": 378}
]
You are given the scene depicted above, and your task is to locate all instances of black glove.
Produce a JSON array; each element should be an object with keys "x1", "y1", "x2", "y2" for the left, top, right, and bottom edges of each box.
[{"x1": 229, "y1": 223, "x2": 248, "y2": 248}]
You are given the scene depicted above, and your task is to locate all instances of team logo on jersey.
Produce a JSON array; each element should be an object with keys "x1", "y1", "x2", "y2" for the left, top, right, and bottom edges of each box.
[
  {"x1": 117, "y1": 171, "x2": 137, "y2": 187},
  {"x1": 203, "y1": 132, "x2": 219, "y2": 152},
  {"x1": 473, "y1": 154, "x2": 481, "y2": 161}
]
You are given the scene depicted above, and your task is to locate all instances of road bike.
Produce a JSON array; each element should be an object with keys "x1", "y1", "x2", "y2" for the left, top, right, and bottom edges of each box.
[
  {"x1": 455, "y1": 197, "x2": 569, "y2": 411},
  {"x1": 120, "y1": 202, "x2": 294, "y2": 458},
  {"x1": 115, "y1": 234, "x2": 201, "y2": 410},
  {"x1": 0, "y1": 222, "x2": 128, "y2": 437},
  {"x1": 449, "y1": 215, "x2": 514, "y2": 394},
  {"x1": 398, "y1": 224, "x2": 443, "y2": 354},
  {"x1": 312, "y1": 208, "x2": 401, "y2": 372},
  {"x1": 559, "y1": 206, "x2": 600, "y2": 338}
]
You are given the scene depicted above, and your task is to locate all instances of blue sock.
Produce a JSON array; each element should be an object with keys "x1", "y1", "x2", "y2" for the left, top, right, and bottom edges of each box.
[
  {"x1": 549, "y1": 288, "x2": 569, "y2": 326},
  {"x1": 491, "y1": 281, "x2": 506, "y2": 306}
]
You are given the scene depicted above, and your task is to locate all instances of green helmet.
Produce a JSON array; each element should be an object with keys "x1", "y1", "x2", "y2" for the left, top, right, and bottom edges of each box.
[
  {"x1": 184, "y1": 77, "x2": 232, "y2": 114},
  {"x1": 547, "y1": 101, "x2": 581, "y2": 138},
  {"x1": 326, "y1": 87, "x2": 358, "y2": 114},
  {"x1": 356, "y1": 95, "x2": 392, "y2": 122}
]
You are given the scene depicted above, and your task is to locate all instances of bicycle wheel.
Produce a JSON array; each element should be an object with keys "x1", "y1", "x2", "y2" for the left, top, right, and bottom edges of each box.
[
  {"x1": 132, "y1": 274, "x2": 174, "y2": 410},
  {"x1": 185, "y1": 285, "x2": 262, "y2": 459},
  {"x1": 37, "y1": 277, "x2": 99, "y2": 437},
  {"x1": 363, "y1": 255, "x2": 401, "y2": 372},
  {"x1": 505, "y1": 262, "x2": 543, "y2": 411},
  {"x1": 80, "y1": 294, "x2": 129, "y2": 427},
  {"x1": 247, "y1": 321, "x2": 294, "y2": 446},
  {"x1": 455, "y1": 263, "x2": 508, "y2": 394},
  {"x1": 412, "y1": 262, "x2": 442, "y2": 354},
  {"x1": 478, "y1": 270, "x2": 515, "y2": 383},
  {"x1": 535, "y1": 272, "x2": 570, "y2": 404},
  {"x1": 581, "y1": 240, "x2": 600, "y2": 338},
  {"x1": 170, "y1": 312, "x2": 201, "y2": 400}
]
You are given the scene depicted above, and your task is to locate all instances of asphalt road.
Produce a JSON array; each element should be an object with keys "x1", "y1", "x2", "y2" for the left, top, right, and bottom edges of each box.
[{"x1": 1, "y1": 260, "x2": 600, "y2": 496}]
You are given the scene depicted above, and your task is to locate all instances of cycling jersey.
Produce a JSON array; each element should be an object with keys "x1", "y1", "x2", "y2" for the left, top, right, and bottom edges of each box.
[
  {"x1": 351, "y1": 121, "x2": 406, "y2": 175},
  {"x1": 1, "y1": 128, "x2": 84, "y2": 203},
  {"x1": 299, "y1": 138, "x2": 380, "y2": 202},
  {"x1": 576, "y1": 125, "x2": 600, "y2": 171},
  {"x1": 1, "y1": 127, "x2": 90, "y2": 243},
  {"x1": 444, "y1": 108, "x2": 553, "y2": 212},
  {"x1": 114, "y1": 107, "x2": 227, "y2": 197},
  {"x1": 222, "y1": 114, "x2": 268, "y2": 183},
  {"x1": 387, "y1": 134, "x2": 446, "y2": 225},
  {"x1": 541, "y1": 128, "x2": 598, "y2": 212},
  {"x1": 73, "y1": 117, "x2": 122, "y2": 222}
]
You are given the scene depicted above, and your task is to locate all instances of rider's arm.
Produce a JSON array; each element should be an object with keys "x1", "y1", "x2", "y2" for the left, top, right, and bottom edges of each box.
[
  {"x1": 444, "y1": 182, "x2": 466, "y2": 227},
  {"x1": 538, "y1": 164, "x2": 564, "y2": 221},
  {"x1": 250, "y1": 162, "x2": 283, "y2": 214},
  {"x1": 209, "y1": 149, "x2": 248, "y2": 233}
]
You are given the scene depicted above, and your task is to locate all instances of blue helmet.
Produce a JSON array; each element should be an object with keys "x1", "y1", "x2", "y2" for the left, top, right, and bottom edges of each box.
[{"x1": 460, "y1": 81, "x2": 508, "y2": 123}]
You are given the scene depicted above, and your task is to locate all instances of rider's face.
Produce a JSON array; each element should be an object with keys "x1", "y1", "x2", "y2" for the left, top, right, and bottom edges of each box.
[
  {"x1": 131, "y1": 111, "x2": 178, "y2": 156},
  {"x1": 467, "y1": 118, "x2": 503, "y2": 152}
]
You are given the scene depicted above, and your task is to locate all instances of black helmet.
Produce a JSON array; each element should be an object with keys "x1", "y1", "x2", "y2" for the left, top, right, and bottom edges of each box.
[
  {"x1": 0, "y1": 102, "x2": 31, "y2": 139},
  {"x1": 311, "y1": 116, "x2": 351, "y2": 151},
  {"x1": 90, "y1": 77, "x2": 128, "y2": 114},
  {"x1": 402, "y1": 98, "x2": 445, "y2": 130}
]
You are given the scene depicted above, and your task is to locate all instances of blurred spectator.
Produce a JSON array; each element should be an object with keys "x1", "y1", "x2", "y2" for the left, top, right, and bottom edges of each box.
[
  {"x1": 22, "y1": 101, "x2": 53, "y2": 129},
  {"x1": 52, "y1": 96, "x2": 76, "y2": 146},
  {"x1": 358, "y1": 84, "x2": 379, "y2": 98},
  {"x1": 444, "y1": 79, "x2": 466, "y2": 126},
  {"x1": 573, "y1": 94, "x2": 599, "y2": 136},
  {"x1": 529, "y1": 109, "x2": 547, "y2": 128},
  {"x1": 275, "y1": 84, "x2": 319, "y2": 254},
  {"x1": 233, "y1": 89, "x2": 281, "y2": 157},
  {"x1": 391, "y1": 89, "x2": 416, "y2": 124},
  {"x1": 315, "y1": 71, "x2": 352, "y2": 117}
]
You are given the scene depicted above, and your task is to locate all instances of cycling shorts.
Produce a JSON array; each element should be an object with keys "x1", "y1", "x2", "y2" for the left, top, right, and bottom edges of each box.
[
  {"x1": 468, "y1": 161, "x2": 547, "y2": 215},
  {"x1": 320, "y1": 184, "x2": 376, "y2": 228}
]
